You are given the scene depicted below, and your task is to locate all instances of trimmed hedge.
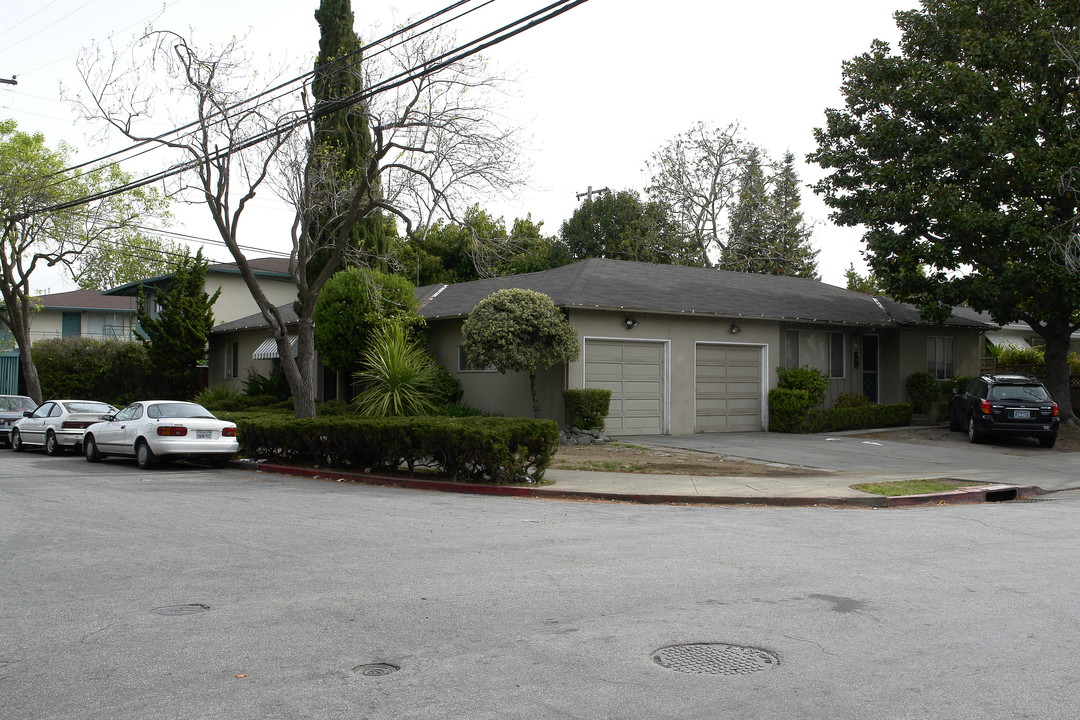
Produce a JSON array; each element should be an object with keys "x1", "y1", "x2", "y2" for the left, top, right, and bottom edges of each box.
[
  {"x1": 768, "y1": 388, "x2": 813, "y2": 433},
  {"x1": 563, "y1": 388, "x2": 612, "y2": 430},
  {"x1": 805, "y1": 403, "x2": 913, "y2": 433},
  {"x1": 236, "y1": 415, "x2": 559, "y2": 485}
]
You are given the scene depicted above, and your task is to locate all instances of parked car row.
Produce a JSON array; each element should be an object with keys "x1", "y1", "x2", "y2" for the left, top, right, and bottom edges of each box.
[{"x1": 3, "y1": 395, "x2": 239, "y2": 469}]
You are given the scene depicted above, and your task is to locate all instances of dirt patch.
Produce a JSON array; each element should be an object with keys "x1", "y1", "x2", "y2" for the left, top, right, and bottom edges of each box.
[
  {"x1": 850, "y1": 423, "x2": 1080, "y2": 455},
  {"x1": 550, "y1": 442, "x2": 827, "y2": 477}
]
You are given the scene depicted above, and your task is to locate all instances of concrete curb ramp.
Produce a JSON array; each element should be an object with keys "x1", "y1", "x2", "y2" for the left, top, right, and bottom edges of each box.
[{"x1": 250, "y1": 463, "x2": 1043, "y2": 508}]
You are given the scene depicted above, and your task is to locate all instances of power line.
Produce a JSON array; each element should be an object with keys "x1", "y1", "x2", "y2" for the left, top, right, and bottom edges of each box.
[
  {"x1": 51, "y1": 0, "x2": 491, "y2": 182},
  {"x1": 23, "y1": 0, "x2": 591, "y2": 220}
]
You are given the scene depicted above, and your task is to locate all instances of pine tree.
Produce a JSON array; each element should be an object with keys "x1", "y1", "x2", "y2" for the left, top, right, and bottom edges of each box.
[
  {"x1": 722, "y1": 148, "x2": 770, "y2": 271},
  {"x1": 766, "y1": 152, "x2": 819, "y2": 279},
  {"x1": 136, "y1": 250, "x2": 220, "y2": 399}
]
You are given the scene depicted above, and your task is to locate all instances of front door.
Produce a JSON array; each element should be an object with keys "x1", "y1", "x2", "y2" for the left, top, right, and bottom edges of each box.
[
  {"x1": 861, "y1": 335, "x2": 879, "y2": 403},
  {"x1": 62, "y1": 312, "x2": 81, "y2": 337}
]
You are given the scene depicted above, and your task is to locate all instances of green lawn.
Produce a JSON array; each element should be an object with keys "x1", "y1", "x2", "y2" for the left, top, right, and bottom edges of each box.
[{"x1": 851, "y1": 479, "x2": 984, "y2": 497}]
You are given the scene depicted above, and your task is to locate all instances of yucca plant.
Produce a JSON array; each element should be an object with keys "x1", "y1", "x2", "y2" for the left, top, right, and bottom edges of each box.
[{"x1": 352, "y1": 325, "x2": 440, "y2": 417}]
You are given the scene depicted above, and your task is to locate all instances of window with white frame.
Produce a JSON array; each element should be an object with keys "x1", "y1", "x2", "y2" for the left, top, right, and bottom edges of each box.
[
  {"x1": 458, "y1": 346, "x2": 496, "y2": 372},
  {"x1": 927, "y1": 336, "x2": 955, "y2": 379},
  {"x1": 86, "y1": 312, "x2": 128, "y2": 338},
  {"x1": 785, "y1": 329, "x2": 845, "y2": 379}
]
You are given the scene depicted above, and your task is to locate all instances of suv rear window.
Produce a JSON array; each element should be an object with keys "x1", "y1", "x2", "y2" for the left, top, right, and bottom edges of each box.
[{"x1": 988, "y1": 384, "x2": 1050, "y2": 402}]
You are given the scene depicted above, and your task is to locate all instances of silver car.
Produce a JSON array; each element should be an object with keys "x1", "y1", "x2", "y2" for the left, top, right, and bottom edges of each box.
[
  {"x1": 11, "y1": 400, "x2": 118, "y2": 455},
  {"x1": 0, "y1": 395, "x2": 37, "y2": 447},
  {"x1": 83, "y1": 400, "x2": 239, "y2": 469}
]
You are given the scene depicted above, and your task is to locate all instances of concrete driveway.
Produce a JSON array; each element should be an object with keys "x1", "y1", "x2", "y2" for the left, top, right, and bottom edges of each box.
[{"x1": 614, "y1": 427, "x2": 1080, "y2": 492}]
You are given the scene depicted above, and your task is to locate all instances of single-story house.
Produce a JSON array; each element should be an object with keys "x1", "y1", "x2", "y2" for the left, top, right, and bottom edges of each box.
[{"x1": 209, "y1": 258, "x2": 993, "y2": 434}]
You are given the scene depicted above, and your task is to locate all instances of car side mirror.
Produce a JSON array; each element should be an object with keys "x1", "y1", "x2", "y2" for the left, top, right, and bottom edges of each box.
[
  {"x1": 22, "y1": 410, "x2": 31, "y2": 417},
  {"x1": 102, "y1": 414, "x2": 116, "y2": 422}
]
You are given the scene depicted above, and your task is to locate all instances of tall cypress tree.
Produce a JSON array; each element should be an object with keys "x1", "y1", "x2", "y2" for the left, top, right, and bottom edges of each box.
[{"x1": 307, "y1": 0, "x2": 391, "y2": 284}]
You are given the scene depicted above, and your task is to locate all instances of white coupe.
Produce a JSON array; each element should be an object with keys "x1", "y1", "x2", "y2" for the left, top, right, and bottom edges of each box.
[
  {"x1": 83, "y1": 401, "x2": 239, "y2": 469},
  {"x1": 11, "y1": 399, "x2": 117, "y2": 455}
]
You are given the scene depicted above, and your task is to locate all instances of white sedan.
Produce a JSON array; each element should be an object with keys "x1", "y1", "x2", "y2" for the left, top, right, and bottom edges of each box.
[
  {"x1": 83, "y1": 401, "x2": 239, "y2": 469},
  {"x1": 11, "y1": 400, "x2": 117, "y2": 455}
]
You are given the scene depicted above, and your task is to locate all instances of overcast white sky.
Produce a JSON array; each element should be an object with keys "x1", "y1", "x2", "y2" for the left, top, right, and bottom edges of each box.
[{"x1": 1, "y1": 0, "x2": 921, "y2": 292}]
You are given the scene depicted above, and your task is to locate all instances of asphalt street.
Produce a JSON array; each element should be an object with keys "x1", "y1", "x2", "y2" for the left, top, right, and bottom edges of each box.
[{"x1": 2, "y1": 451, "x2": 1078, "y2": 719}]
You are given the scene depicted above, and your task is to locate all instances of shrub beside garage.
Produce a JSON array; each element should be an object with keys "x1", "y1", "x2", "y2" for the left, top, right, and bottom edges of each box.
[{"x1": 235, "y1": 415, "x2": 559, "y2": 485}]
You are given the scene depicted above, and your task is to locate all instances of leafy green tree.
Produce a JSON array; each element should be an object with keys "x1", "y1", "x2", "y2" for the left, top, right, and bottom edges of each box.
[
  {"x1": 809, "y1": 0, "x2": 1080, "y2": 418},
  {"x1": 0, "y1": 119, "x2": 167, "y2": 402},
  {"x1": 73, "y1": 234, "x2": 184, "y2": 290},
  {"x1": 462, "y1": 288, "x2": 579, "y2": 417},
  {"x1": 559, "y1": 190, "x2": 692, "y2": 264},
  {"x1": 395, "y1": 207, "x2": 571, "y2": 284},
  {"x1": 136, "y1": 250, "x2": 220, "y2": 399},
  {"x1": 313, "y1": 266, "x2": 423, "y2": 398}
]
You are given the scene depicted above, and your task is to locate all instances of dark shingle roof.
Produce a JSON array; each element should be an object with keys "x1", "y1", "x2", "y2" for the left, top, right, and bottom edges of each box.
[
  {"x1": 104, "y1": 256, "x2": 293, "y2": 296},
  {"x1": 211, "y1": 304, "x2": 296, "y2": 333},
  {"x1": 35, "y1": 289, "x2": 136, "y2": 312},
  {"x1": 417, "y1": 259, "x2": 989, "y2": 328}
]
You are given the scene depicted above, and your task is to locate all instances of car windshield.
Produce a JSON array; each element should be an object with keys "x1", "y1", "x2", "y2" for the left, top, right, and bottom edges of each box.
[
  {"x1": 989, "y1": 384, "x2": 1051, "y2": 402},
  {"x1": 62, "y1": 402, "x2": 113, "y2": 414},
  {"x1": 147, "y1": 403, "x2": 216, "y2": 419},
  {"x1": 0, "y1": 396, "x2": 35, "y2": 412}
]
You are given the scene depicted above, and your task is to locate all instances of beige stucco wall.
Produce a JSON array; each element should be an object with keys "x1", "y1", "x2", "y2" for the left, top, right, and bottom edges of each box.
[
  {"x1": 426, "y1": 319, "x2": 566, "y2": 421},
  {"x1": 208, "y1": 329, "x2": 276, "y2": 391},
  {"x1": 567, "y1": 310, "x2": 782, "y2": 435},
  {"x1": 887, "y1": 326, "x2": 983, "y2": 402},
  {"x1": 206, "y1": 274, "x2": 297, "y2": 326}
]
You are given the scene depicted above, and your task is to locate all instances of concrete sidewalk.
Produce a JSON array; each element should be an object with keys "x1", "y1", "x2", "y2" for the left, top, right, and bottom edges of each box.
[{"x1": 252, "y1": 462, "x2": 1042, "y2": 508}]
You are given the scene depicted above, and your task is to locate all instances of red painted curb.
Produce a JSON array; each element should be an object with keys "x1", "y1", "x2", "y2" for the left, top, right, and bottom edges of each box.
[{"x1": 246, "y1": 464, "x2": 1042, "y2": 508}]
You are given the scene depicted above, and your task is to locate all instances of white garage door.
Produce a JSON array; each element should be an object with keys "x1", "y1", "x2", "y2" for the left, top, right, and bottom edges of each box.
[
  {"x1": 584, "y1": 340, "x2": 665, "y2": 435},
  {"x1": 695, "y1": 344, "x2": 763, "y2": 433}
]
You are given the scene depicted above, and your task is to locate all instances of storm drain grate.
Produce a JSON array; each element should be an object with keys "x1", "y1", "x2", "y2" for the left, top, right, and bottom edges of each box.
[
  {"x1": 353, "y1": 663, "x2": 399, "y2": 677},
  {"x1": 652, "y1": 643, "x2": 778, "y2": 676},
  {"x1": 150, "y1": 604, "x2": 210, "y2": 616}
]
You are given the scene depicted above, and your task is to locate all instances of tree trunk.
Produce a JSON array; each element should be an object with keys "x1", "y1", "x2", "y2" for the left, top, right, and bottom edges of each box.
[
  {"x1": 1039, "y1": 318, "x2": 1074, "y2": 421},
  {"x1": 18, "y1": 345, "x2": 42, "y2": 405},
  {"x1": 336, "y1": 369, "x2": 349, "y2": 402},
  {"x1": 529, "y1": 370, "x2": 540, "y2": 418},
  {"x1": 7, "y1": 308, "x2": 42, "y2": 403}
]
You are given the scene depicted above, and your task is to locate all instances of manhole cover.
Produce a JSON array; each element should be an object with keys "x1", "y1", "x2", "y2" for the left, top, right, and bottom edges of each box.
[
  {"x1": 353, "y1": 663, "x2": 399, "y2": 677},
  {"x1": 150, "y1": 604, "x2": 210, "y2": 616},
  {"x1": 651, "y1": 643, "x2": 778, "y2": 675}
]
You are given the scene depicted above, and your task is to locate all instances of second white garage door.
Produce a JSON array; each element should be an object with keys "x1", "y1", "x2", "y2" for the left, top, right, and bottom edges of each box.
[
  {"x1": 695, "y1": 343, "x2": 764, "y2": 433},
  {"x1": 583, "y1": 340, "x2": 666, "y2": 435}
]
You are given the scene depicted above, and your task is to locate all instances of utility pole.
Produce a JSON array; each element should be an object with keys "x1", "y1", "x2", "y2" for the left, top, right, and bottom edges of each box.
[
  {"x1": 575, "y1": 186, "x2": 608, "y2": 202},
  {"x1": 0, "y1": 77, "x2": 17, "y2": 86}
]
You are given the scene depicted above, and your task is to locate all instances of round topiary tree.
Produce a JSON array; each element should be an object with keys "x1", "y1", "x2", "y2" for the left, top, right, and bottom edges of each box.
[{"x1": 462, "y1": 288, "x2": 580, "y2": 417}]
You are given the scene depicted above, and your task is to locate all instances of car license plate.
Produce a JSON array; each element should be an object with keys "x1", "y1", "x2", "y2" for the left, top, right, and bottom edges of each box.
[
  {"x1": 1013, "y1": 410, "x2": 1030, "y2": 419},
  {"x1": 196, "y1": 430, "x2": 212, "y2": 439}
]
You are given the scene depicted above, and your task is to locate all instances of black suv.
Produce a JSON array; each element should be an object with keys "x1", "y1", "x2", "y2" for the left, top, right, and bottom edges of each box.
[{"x1": 948, "y1": 373, "x2": 1060, "y2": 447}]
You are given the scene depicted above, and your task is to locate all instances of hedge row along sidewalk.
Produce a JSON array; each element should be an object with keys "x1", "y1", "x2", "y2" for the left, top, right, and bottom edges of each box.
[{"x1": 235, "y1": 414, "x2": 559, "y2": 485}]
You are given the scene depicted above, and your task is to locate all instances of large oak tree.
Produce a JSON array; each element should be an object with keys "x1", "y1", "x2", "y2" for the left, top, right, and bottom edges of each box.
[{"x1": 810, "y1": 0, "x2": 1080, "y2": 418}]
